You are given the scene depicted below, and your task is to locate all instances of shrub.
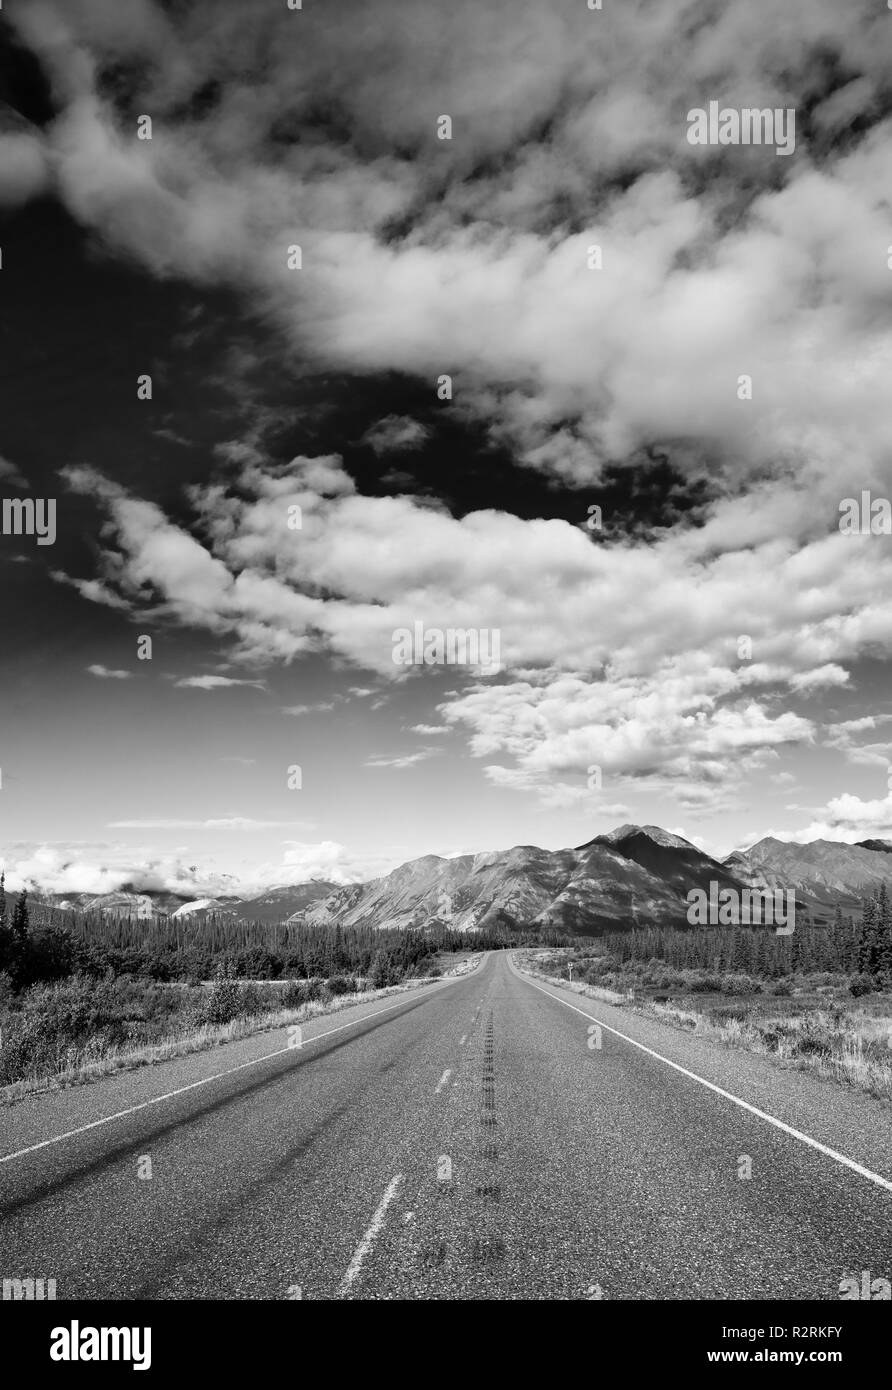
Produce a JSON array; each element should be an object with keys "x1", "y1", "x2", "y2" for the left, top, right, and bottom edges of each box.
[
  {"x1": 688, "y1": 974, "x2": 722, "y2": 993},
  {"x1": 849, "y1": 975, "x2": 873, "y2": 998},
  {"x1": 194, "y1": 978, "x2": 252, "y2": 1026},
  {"x1": 282, "y1": 980, "x2": 312, "y2": 1009},
  {"x1": 281, "y1": 978, "x2": 326, "y2": 1008},
  {"x1": 720, "y1": 974, "x2": 762, "y2": 996}
]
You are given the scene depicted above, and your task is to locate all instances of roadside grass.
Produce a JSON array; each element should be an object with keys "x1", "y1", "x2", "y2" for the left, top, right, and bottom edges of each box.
[
  {"x1": 0, "y1": 971, "x2": 450, "y2": 1106},
  {"x1": 515, "y1": 950, "x2": 892, "y2": 1102}
]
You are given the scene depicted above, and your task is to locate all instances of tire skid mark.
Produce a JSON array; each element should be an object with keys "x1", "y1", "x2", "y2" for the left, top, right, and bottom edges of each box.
[{"x1": 472, "y1": 1009, "x2": 505, "y2": 1273}]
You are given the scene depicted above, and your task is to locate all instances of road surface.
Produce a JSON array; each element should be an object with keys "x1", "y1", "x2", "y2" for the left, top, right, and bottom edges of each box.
[{"x1": 1, "y1": 952, "x2": 890, "y2": 1299}]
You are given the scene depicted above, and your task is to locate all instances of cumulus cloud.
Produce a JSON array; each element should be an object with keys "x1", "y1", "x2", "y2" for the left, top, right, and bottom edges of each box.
[
  {"x1": 794, "y1": 791, "x2": 892, "y2": 843},
  {"x1": 360, "y1": 415, "x2": 429, "y2": 456},
  {"x1": 52, "y1": 444, "x2": 892, "y2": 807},
  {"x1": 269, "y1": 840, "x2": 385, "y2": 887},
  {"x1": 87, "y1": 663, "x2": 133, "y2": 679}
]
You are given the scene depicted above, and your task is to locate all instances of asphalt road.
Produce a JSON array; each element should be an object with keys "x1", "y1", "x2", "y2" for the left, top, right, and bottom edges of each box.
[{"x1": 1, "y1": 952, "x2": 890, "y2": 1300}]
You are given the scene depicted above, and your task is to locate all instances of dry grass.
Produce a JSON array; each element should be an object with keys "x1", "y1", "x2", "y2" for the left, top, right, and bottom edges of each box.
[{"x1": 0, "y1": 974, "x2": 444, "y2": 1107}]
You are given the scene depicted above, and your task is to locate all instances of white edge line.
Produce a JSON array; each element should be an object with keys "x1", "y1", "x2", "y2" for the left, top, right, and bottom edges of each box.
[
  {"x1": 337, "y1": 1174, "x2": 403, "y2": 1297},
  {"x1": 0, "y1": 982, "x2": 454, "y2": 1166},
  {"x1": 512, "y1": 960, "x2": 892, "y2": 1196}
]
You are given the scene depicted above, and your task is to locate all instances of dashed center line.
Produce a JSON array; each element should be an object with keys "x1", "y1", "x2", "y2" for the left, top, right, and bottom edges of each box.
[
  {"x1": 435, "y1": 1068, "x2": 452, "y2": 1094},
  {"x1": 336, "y1": 1174, "x2": 403, "y2": 1297}
]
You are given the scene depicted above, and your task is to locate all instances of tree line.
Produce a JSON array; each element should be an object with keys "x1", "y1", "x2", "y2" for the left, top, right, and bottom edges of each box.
[
  {"x1": 586, "y1": 886, "x2": 892, "y2": 982},
  {"x1": 0, "y1": 880, "x2": 562, "y2": 993}
]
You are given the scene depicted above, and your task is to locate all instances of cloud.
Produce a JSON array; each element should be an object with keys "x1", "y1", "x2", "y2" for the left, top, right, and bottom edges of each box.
[
  {"x1": 52, "y1": 571, "x2": 133, "y2": 610},
  {"x1": 281, "y1": 702, "x2": 336, "y2": 715},
  {"x1": 0, "y1": 841, "x2": 236, "y2": 897},
  {"x1": 0, "y1": 455, "x2": 28, "y2": 488},
  {"x1": 360, "y1": 415, "x2": 429, "y2": 455},
  {"x1": 789, "y1": 664, "x2": 850, "y2": 693},
  {"x1": 0, "y1": 837, "x2": 383, "y2": 896},
  {"x1": 794, "y1": 791, "x2": 892, "y2": 843},
  {"x1": 365, "y1": 748, "x2": 441, "y2": 769},
  {"x1": 444, "y1": 675, "x2": 814, "y2": 787},
  {"x1": 263, "y1": 840, "x2": 386, "y2": 887},
  {"x1": 87, "y1": 663, "x2": 133, "y2": 680},
  {"x1": 0, "y1": 131, "x2": 51, "y2": 209},
  {"x1": 174, "y1": 675, "x2": 266, "y2": 690},
  {"x1": 822, "y1": 716, "x2": 892, "y2": 768},
  {"x1": 55, "y1": 447, "x2": 892, "y2": 810}
]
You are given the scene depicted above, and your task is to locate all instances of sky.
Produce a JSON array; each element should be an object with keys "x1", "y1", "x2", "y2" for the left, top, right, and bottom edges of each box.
[{"x1": 2, "y1": 0, "x2": 892, "y2": 896}]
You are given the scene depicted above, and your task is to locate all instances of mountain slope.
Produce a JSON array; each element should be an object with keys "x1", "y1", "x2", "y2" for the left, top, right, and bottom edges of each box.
[
  {"x1": 586, "y1": 825, "x2": 742, "y2": 900},
  {"x1": 725, "y1": 837, "x2": 892, "y2": 897},
  {"x1": 34, "y1": 880, "x2": 339, "y2": 924},
  {"x1": 300, "y1": 825, "x2": 748, "y2": 934}
]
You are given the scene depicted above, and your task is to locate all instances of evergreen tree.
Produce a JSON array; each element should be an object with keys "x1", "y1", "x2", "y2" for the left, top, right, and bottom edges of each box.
[
  {"x1": 11, "y1": 887, "x2": 29, "y2": 944},
  {"x1": 830, "y1": 904, "x2": 845, "y2": 970},
  {"x1": 858, "y1": 894, "x2": 880, "y2": 976},
  {"x1": 877, "y1": 882, "x2": 892, "y2": 980},
  {"x1": 0, "y1": 870, "x2": 10, "y2": 975}
]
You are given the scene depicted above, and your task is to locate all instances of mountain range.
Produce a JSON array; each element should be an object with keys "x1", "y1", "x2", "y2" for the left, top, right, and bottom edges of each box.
[
  {"x1": 31, "y1": 881, "x2": 339, "y2": 926},
  {"x1": 15, "y1": 827, "x2": 892, "y2": 933}
]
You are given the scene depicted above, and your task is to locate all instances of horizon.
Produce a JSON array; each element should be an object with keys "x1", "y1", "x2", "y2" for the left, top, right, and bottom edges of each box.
[{"x1": 5, "y1": 821, "x2": 892, "y2": 900}]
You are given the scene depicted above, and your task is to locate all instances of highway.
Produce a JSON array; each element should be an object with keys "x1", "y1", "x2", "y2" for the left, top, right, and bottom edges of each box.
[{"x1": 1, "y1": 952, "x2": 890, "y2": 1300}]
